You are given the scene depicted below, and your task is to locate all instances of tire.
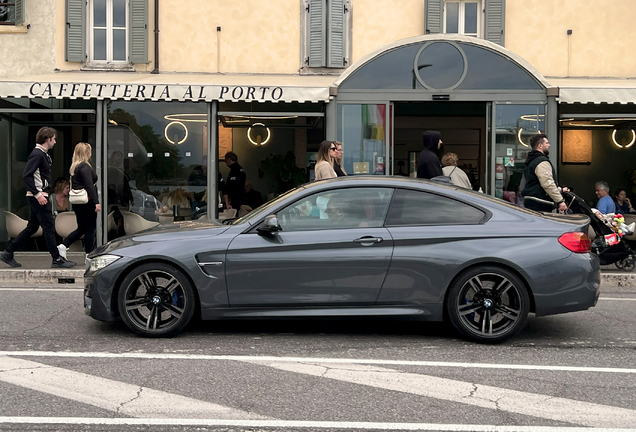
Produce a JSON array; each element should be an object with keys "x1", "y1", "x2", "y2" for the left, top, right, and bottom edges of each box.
[
  {"x1": 117, "y1": 262, "x2": 196, "y2": 337},
  {"x1": 446, "y1": 266, "x2": 530, "y2": 344},
  {"x1": 621, "y1": 256, "x2": 635, "y2": 272}
]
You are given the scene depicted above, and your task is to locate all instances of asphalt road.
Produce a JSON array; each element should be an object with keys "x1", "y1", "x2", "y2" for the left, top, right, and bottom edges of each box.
[{"x1": 0, "y1": 284, "x2": 635, "y2": 432}]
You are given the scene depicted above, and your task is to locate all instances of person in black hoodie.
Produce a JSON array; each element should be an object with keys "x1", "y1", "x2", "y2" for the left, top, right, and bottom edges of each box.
[
  {"x1": 416, "y1": 130, "x2": 444, "y2": 179},
  {"x1": 521, "y1": 134, "x2": 567, "y2": 213},
  {"x1": 58, "y1": 142, "x2": 101, "y2": 257},
  {"x1": 0, "y1": 127, "x2": 76, "y2": 268}
]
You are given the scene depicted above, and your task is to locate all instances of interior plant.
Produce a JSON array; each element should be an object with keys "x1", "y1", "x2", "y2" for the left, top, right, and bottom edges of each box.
[{"x1": 258, "y1": 151, "x2": 307, "y2": 195}]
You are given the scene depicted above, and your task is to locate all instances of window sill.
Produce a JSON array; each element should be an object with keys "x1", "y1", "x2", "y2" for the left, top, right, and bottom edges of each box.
[
  {"x1": 0, "y1": 25, "x2": 28, "y2": 34},
  {"x1": 80, "y1": 63, "x2": 136, "y2": 72},
  {"x1": 299, "y1": 66, "x2": 346, "y2": 76}
]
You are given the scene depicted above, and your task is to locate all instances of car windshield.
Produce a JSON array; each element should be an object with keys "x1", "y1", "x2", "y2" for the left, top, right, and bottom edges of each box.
[{"x1": 231, "y1": 186, "x2": 307, "y2": 225}]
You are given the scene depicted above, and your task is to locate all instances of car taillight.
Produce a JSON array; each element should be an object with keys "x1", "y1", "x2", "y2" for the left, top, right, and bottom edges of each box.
[{"x1": 558, "y1": 232, "x2": 591, "y2": 253}]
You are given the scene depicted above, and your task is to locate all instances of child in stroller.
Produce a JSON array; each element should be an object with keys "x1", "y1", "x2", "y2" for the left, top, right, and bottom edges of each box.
[{"x1": 563, "y1": 191, "x2": 636, "y2": 271}]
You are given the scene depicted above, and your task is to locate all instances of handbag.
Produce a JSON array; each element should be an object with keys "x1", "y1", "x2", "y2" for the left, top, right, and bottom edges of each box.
[{"x1": 69, "y1": 178, "x2": 89, "y2": 204}]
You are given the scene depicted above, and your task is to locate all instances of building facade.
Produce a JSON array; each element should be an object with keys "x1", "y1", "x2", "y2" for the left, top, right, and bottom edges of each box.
[{"x1": 0, "y1": 0, "x2": 634, "y2": 250}]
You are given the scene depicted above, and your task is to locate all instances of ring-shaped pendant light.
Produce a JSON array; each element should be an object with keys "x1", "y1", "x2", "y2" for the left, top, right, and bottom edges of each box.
[
  {"x1": 247, "y1": 122, "x2": 271, "y2": 146},
  {"x1": 612, "y1": 129, "x2": 636, "y2": 149},
  {"x1": 164, "y1": 121, "x2": 188, "y2": 145}
]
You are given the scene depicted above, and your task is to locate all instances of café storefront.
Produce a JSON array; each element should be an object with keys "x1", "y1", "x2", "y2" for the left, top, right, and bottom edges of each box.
[
  {"x1": 2, "y1": 35, "x2": 635, "y2": 252},
  {"x1": 0, "y1": 74, "x2": 332, "y2": 250}
]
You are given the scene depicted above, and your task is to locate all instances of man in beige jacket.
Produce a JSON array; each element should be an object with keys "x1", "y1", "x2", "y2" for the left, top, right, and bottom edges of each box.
[{"x1": 521, "y1": 134, "x2": 567, "y2": 213}]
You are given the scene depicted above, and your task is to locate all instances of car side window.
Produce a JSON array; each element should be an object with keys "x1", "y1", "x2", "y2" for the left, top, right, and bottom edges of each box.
[
  {"x1": 277, "y1": 188, "x2": 393, "y2": 232},
  {"x1": 385, "y1": 189, "x2": 485, "y2": 226}
]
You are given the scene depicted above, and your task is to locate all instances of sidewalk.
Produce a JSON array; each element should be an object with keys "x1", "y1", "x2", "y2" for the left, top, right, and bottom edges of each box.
[
  {"x1": 1, "y1": 252, "x2": 635, "y2": 291},
  {"x1": 0, "y1": 252, "x2": 86, "y2": 285}
]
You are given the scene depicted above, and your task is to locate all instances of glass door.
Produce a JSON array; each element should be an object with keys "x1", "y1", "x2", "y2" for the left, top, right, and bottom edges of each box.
[
  {"x1": 492, "y1": 103, "x2": 546, "y2": 203},
  {"x1": 338, "y1": 103, "x2": 388, "y2": 176}
]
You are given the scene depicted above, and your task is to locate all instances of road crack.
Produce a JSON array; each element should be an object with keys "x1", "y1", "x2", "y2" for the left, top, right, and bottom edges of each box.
[
  {"x1": 21, "y1": 304, "x2": 75, "y2": 334},
  {"x1": 117, "y1": 386, "x2": 143, "y2": 414}
]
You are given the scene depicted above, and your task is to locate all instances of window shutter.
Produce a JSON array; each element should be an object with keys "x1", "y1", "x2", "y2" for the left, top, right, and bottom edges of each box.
[
  {"x1": 14, "y1": 0, "x2": 24, "y2": 25},
  {"x1": 327, "y1": 0, "x2": 347, "y2": 68},
  {"x1": 485, "y1": 0, "x2": 505, "y2": 46},
  {"x1": 65, "y1": 0, "x2": 85, "y2": 63},
  {"x1": 129, "y1": 0, "x2": 148, "y2": 63},
  {"x1": 306, "y1": 0, "x2": 326, "y2": 68},
  {"x1": 425, "y1": 0, "x2": 443, "y2": 34}
]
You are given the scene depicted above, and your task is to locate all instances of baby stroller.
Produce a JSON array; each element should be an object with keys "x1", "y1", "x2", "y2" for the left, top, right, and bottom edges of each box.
[{"x1": 563, "y1": 191, "x2": 636, "y2": 271}]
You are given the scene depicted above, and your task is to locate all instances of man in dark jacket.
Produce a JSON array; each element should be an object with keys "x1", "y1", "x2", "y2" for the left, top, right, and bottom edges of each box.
[
  {"x1": 522, "y1": 134, "x2": 567, "y2": 213},
  {"x1": 416, "y1": 130, "x2": 444, "y2": 179},
  {"x1": 0, "y1": 127, "x2": 76, "y2": 268},
  {"x1": 223, "y1": 152, "x2": 246, "y2": 210}
]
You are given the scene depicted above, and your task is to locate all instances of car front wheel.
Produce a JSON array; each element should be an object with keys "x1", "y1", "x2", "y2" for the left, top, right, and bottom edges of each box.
[
  {"x1": 447, "y1": 266, "x2": 530, "y2": 343},
  {"x1": 118, "y1": 262, "x2": 196, "y2": 337}
]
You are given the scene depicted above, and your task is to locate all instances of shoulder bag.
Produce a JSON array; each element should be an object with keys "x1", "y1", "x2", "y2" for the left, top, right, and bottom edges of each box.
[{"x1": 69, "y1": 178, "x2": 89, "y2": 205}]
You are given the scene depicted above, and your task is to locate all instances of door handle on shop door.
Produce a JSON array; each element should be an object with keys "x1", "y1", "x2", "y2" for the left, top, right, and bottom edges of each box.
[{"x1": 353, "y1": 236, "x2": 383, "y2": 246}]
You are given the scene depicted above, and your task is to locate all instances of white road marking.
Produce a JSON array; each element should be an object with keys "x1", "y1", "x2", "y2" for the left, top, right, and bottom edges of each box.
[
  {"x1": 2, "y1": 351, "x2": 636, "y2": 374},
  {"x1": 0, "y1": 417, "x2": 633, "y2": 431},
  {"x1": 0, "y1": 356, "x2": 267, "y2": 420},
  {"x1": 599, "y1": 297, "x2": 636, "y2": 301},
  {"x1": 249, "y1": 361, "x2": 636, "y2": 429}
]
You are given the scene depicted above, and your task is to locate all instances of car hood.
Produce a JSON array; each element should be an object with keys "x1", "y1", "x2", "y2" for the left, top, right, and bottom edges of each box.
[{"x1": 90, "y1": 219, "x2": 231, "y2": 257}]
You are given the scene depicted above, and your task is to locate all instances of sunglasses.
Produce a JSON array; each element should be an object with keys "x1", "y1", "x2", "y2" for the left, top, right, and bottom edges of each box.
[{"x1": 329, "y1": 147, "x2": 337, "y2": 151}]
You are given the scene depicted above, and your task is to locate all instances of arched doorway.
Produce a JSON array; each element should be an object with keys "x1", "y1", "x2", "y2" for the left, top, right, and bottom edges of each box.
[{"x1": 328, "y1": 34, "x2": 554, "y2": 198}]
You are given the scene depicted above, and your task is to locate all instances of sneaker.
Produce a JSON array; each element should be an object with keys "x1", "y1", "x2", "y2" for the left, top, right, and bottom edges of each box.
[
  {"x1": 0, "y1": 251, "x2": 21, "y2": 268},
  {"x1": 57, "y1": 244, "x2": 68, "y2": 259},
  {"x1": 52, "y1": 257, "x2": 77, "y2": 268}
]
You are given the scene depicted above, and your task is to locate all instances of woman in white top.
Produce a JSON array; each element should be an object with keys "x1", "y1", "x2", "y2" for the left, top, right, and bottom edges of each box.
[
  {"x1": 441, "y1": 152, "x2": 473, "y2": 190},
  {"x1": 314, "y1": 140, "x2": 337, "y2": 180}
]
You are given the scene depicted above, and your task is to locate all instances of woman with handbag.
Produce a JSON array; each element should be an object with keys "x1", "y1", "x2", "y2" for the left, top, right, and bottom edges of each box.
[{"x1": 58, "y1": 142, "x2": 101, "y2": 258}]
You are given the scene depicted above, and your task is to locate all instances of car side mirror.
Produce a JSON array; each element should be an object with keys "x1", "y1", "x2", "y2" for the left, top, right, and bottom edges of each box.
[{"x1": 257, "y1": 214, "x2": 281, "y2": 235}]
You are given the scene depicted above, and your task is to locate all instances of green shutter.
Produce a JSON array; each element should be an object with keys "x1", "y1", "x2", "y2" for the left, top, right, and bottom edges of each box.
[
  {"x1": 485, "y1": 0, "x2": 505, "y2": 46},
  {"x1": 14, "y1": 0, "x2": 24, "y2": 25},
  {"x1": 129, "y1": 0, "x2": 148, "y2": 63},
  {"x1": 307, "y1": 0, "x2": 326, "y2": 67},
  {"x1": 65, "y1": 0, "x2": 85, "y2": 63},
  {"x1": 425, "y1": 0, "x2": 442, "y2": 34},
  {"x1": 327, "y1": 0, "x2": 347, "y2": 68}
]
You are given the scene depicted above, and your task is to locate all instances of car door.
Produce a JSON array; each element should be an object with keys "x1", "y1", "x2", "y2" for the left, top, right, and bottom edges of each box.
[
  {"x1": 225, "y1": 187, "x2": 394, "y2": 307},
  {"x1": 378, "y1": 188, "x2": 488, "y2": 306}
]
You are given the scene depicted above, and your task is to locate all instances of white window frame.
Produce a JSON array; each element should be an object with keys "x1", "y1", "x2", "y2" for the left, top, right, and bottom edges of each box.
[
  {"x1": 88, "y1": 0, "x2": 129, "y2": 64},
  {"x1": 443, "y1": 0, "x2": 481, "y2": 38}
]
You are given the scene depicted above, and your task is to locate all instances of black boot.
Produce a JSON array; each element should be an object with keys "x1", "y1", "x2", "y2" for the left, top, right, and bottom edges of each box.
[
  {"x1": 0, "y1": 251, "x2": 21, "y2": 268},
  {"x1": 52, "y1": 257, "x2": 77, "y2": 268}
]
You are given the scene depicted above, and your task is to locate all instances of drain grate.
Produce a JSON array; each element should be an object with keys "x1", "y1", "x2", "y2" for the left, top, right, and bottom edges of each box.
[{"x1": 58, "y1": 278, "x2": 76, "y2": 284}]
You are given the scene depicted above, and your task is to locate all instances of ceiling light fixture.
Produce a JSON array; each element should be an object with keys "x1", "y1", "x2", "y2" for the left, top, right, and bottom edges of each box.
[
  {"x1": 247, "y1": 123, "x2": 271, "y2": 146},
  {"x1": 612, "y1": 129, "x2": 636, "y2": 149},
  {"x1": 520, "y1": 114, "x2": 545, "y2": 122},
  {"x1": 164, "y1": 114, "x2": 207, "y2": 123}
]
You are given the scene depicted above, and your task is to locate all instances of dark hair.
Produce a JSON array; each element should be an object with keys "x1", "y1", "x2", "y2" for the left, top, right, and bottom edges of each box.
[
  {"x1": 35, "y1": 127, "x2": 56, "y2": 144},
  {"x1": 224, "y1": 151, "x2": 238, "y2": 162},
  {"x1": 614, "y1": 188, "x2": 626, "y2": 198},
  {"x1": 529, "y1": 134, "x2": 548, "y2": 150},
  {"x1": 317, "y1": 140, "x2": 336, "y2": 164}
]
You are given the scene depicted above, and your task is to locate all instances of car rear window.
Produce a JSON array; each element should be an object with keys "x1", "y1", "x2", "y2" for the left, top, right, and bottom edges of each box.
[{"x1": 385, "y1": 188, "x2": 486, "y2": 226}]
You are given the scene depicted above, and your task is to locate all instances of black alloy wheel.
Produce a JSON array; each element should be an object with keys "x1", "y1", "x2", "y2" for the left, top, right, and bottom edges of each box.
[
  {"x1": 118, "y1": 263, "x2": 196, "y2": 337},
  {"x1": 447, "y1": 266, "x2": 530, "y2": 343}
]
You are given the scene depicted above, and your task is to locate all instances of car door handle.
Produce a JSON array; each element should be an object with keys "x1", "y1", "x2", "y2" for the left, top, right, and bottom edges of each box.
[{"x1": 353, "y1": 236, "x2": 383, "y2": 246}]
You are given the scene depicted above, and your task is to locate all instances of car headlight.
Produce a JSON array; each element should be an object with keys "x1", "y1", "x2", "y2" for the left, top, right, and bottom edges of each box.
[{"x1": 90, "y1": 254, "x2": 121, "y2": 271}]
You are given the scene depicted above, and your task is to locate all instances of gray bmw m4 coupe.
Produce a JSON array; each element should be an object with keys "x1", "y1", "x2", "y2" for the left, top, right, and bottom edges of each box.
[{"x1": 84, "y1": 176, "x2": 600, "y2": 343}]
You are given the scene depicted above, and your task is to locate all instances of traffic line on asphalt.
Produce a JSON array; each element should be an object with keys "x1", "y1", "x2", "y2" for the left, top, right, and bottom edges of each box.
[
  {"x1": 0, "y1": 418, "x2": 634, "y2": 432},
  {"x1": 0, "y1": 356, "x2": 268, "y2": 420},
  {"x1": 248, "y1": 361, "x2": 636, "y2": 429},
  {"x1": 2, "y1": 351, "x2": 636, "y2": 374}
]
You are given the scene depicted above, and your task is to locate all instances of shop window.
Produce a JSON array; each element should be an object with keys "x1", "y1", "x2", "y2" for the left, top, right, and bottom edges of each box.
[
  {"x1": 66, "y1": 0, "x2": 147, "y2": 66},
  {"x1": 0, "y1": 0, "x2": 24, "y2": 25},
  {"x1": 304, "y1": 0, "x2": 349, "y2": 69},
  {"x1": 425, "y1": 0, "x2": 505, "y2": 46}
]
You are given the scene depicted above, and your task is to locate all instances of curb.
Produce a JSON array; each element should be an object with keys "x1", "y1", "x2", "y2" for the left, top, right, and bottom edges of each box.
[{"x1": 0, "y1": 269, "x2": 85, "y2": 284}]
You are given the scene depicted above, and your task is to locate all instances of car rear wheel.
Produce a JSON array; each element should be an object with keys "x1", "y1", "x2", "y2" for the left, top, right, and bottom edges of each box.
[
  {"x1": 447, "y1": 266, "x2": 530, "y2": 343},
  {"x1": 118, "y1": 263, "x2": 196, "y2": 337}
]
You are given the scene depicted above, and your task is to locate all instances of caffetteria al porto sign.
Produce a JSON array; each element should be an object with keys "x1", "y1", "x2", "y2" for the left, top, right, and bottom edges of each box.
[{"x1": 26, "y1": 82, "x2": 287, "y2": 102}]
